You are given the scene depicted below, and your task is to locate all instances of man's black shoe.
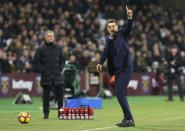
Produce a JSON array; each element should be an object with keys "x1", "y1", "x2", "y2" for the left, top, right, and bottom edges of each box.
[
  {"x1": 116, "y1": 119, "x2": 135, "y2": 127},
  {"x1": 43, "y1": 115, "x2": 48, "y2": 119}
]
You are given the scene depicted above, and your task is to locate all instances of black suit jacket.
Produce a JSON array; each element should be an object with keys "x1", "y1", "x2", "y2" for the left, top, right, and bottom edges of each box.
[{"x1": 99, "y1": 19, "x2": 133, "y2": 75}]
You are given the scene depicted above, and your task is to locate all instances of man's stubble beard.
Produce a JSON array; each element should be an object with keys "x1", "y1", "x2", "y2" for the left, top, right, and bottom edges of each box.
[{"x1": 109, "y1": 31, "x2": 117, "y2": 37}]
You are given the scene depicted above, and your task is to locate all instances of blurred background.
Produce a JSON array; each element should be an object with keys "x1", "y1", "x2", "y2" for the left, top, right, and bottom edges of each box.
[{"x1": 0, "y1": 0, "x2": 185, "y2": 98}]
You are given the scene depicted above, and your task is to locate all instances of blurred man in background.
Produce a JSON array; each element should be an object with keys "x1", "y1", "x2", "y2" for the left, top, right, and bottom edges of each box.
[
  {"x1": 164, "y1": 45, "x2": 184, "y2": 101},
  {"x1": 97, "y1": 5, "x2": 135, "y2": 127},
  {"x1": 33, "y1": 30, "x2": 66, "y2": 119}
]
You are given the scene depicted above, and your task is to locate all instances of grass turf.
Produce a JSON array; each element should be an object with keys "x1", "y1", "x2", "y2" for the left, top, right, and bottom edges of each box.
[{"x1": 0, "y1": 96, "x2": 185, "y2": 131}]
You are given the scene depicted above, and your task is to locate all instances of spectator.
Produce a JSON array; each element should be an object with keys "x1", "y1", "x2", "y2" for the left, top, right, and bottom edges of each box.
[{"x1": 0, "y1": 1, "x2": 184, "y2": 74}]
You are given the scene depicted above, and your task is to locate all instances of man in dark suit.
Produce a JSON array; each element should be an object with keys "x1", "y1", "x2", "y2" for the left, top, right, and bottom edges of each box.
[
  {"x1": 33, "y1": 30, "x2": 66, "y2": 119},
  {"x1": 164, "y1": 45, "x2": 184, "y2": 101},
  {"x1": 97, "y1": 6, "x2": 135, "y2": 127}
]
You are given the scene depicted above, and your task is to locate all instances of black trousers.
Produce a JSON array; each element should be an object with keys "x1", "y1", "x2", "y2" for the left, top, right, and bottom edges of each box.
[
  {"x1": 115, "y1": 67, "x2": 133, "y2": 120},
  {"x1": 42, "y1": 80, "x2": 64, "y2": 116},
  {"x1": 167, "y1": 76, "x2": 184, "y2": 101}
]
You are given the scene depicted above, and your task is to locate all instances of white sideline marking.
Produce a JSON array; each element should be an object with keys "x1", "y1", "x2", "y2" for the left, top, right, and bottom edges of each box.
[
  {"x1": 158, "y1": 116, "x2": 185, "y2": 121},
  {"x1": 81, "y1": 126, "x2": 117, "y2": 131},
  {"x1": 80, "y1": 116, "x2": 185, "y2": 131}
]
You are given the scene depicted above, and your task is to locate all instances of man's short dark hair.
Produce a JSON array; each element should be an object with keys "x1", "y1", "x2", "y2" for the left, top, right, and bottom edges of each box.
[{"x1": 105, "y1": 19, "x2": 117, "y2": 27}]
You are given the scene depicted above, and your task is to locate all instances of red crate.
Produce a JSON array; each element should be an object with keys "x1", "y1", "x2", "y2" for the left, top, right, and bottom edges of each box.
[{"x1": 59, "y1": 107, "x2": 94, "y2": 120}]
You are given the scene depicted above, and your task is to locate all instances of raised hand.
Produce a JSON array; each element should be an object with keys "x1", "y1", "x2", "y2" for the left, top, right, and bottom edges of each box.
[{"x1": 126, "y1": 5, "x2": 133, "y2": 18}]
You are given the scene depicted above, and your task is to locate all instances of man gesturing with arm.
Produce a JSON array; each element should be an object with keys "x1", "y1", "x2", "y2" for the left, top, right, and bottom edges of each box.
[{"x1": 97, "y1": 5, "x2": 135, "y2": 127}]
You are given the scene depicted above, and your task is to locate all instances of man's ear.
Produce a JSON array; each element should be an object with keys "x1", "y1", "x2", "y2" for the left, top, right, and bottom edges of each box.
[{"x1": 116, "y1": 25, "x2": 118, "y2": 30}]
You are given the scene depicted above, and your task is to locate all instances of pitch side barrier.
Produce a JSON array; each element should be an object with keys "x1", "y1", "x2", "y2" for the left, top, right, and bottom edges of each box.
[{"x1": 0, "y1": 73, "x2": 184, "y2": 97}]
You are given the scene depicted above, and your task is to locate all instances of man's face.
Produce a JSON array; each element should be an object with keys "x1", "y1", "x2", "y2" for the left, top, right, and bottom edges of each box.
[
  {"x1": 45, "y1": 32, "x2": 55, "y2": 43},
  {"x1": 107, "y1": 22, "x2": 118, "y2": 36}
]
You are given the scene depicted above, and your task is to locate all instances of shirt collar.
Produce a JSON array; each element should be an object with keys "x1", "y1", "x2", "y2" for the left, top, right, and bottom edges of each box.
[
  {"x1": 108, "y1": 36, "x2": 114, "y2": 39},
  {"x1": 108, "y1": 32, "x2": 118, "y2": 40}
]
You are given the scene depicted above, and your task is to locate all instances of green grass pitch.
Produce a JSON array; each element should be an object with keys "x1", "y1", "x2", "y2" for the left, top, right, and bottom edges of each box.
[{"x1": 0, "y1": 96, "x2": 185, "y2": 131}]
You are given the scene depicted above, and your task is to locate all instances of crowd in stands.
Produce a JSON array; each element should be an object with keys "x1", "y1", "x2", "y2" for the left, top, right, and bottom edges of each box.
[{"x1": 0, "y1": 0, "x2": 185, "y2": 73}]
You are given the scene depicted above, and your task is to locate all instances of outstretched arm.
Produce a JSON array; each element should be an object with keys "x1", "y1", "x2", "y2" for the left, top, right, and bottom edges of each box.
[
  {"x1": 97, "y1": 40, "x2": 109, "y2": 72},
  {"x1": 120, "y1": 5, "x2": 134, "y2": 36}
]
